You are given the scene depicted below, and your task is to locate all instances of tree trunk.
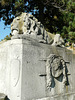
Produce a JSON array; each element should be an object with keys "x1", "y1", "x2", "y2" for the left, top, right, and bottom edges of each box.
[{"x1": 38, "y1": 4, "x2": 44, "y2": 24}]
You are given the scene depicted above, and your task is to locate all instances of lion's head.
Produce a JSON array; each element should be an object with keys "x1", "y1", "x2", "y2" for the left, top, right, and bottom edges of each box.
[{"x1": 11, "y1": 13, "x2": 45, "y2": 36}]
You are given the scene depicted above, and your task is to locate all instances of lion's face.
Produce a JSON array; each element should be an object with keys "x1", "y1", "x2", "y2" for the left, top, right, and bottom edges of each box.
[
  {"x1": 11, "y1": 14, "x2": 25, "y2": 35},
  {"x1": 11, "y1": 17, "x2": 20, "y2": 32}
]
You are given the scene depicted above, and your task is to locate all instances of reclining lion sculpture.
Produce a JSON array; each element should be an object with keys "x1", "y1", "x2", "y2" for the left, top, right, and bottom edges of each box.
[{"x1": 11, "y1": 12, "x2": 64, "y2": 46}]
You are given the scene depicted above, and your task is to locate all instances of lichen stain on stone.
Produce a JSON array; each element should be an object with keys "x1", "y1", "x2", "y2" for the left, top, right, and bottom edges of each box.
[
  {"x1": 66, "y1": 86, "x2": 68, "y2": 92},
  {"x1": 19, "y1": 20, "x2": 24, "y2": 34}
]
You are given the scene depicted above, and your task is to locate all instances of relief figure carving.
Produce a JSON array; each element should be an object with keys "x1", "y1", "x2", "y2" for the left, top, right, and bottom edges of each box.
[{"x1": 46, "y1": 54, "x2": 69, "y2": 90}]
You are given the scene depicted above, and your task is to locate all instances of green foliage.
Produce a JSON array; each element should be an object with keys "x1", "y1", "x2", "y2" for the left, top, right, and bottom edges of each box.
[
  {"x1": 68, "y1": 32, "x2": 75, "y2": 43},
  {"x1": 61, "y1": 11, "x2": 75, "y2": 43},
  {"x1": 4, "y1": 35, "x2": 11, "y2": 40}
]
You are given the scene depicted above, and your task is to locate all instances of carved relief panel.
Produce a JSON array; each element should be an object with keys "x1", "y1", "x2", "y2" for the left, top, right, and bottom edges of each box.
[{"x1": 46, "y1": 54, "x2": 69, "y2": 90}]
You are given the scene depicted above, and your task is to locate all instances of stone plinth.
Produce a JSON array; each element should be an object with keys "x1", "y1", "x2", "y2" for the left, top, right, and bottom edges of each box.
[{"x1": 0, "y1": 39, "x2": 75, "y2": 100}]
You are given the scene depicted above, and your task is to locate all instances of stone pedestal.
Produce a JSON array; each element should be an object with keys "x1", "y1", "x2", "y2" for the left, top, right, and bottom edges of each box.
[{"x1": 0, "y1": 39, "x2": 75, "y2": 100}]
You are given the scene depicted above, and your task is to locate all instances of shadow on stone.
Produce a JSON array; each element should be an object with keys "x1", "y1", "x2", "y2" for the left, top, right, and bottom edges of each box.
[{"x1": 0, "y1": 93, "x2": 10, "y2": 100}]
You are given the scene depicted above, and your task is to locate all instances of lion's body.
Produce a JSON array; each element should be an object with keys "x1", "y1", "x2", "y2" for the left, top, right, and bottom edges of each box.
[{"x1": 11, "y1": 13, "x2": 64, "y2": 46}]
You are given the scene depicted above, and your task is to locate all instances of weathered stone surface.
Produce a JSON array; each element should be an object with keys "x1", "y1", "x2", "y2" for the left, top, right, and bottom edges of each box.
[
  {"x1": 11, "y1": 12, "x2": 64, "y2": 47},
  {"x1": 52, "y1": 34, "x2": 64, "y2": 47},
  {"x1": 0, "y1": 39, "x2": 75, "y2": 100},
  {"x1": 46, "y1": 54, "x2": 68, "y2": 90}
]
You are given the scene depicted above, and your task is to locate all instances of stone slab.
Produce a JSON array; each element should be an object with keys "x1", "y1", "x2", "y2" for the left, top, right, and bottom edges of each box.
[{"x1": 0, "y1": 39, "x2": 75, "y2": 100}]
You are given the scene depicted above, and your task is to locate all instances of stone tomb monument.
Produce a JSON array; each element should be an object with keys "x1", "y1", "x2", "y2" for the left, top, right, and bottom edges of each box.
[{"x1": 0, "y1": 13, "x2": 75, "y2": 100}]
